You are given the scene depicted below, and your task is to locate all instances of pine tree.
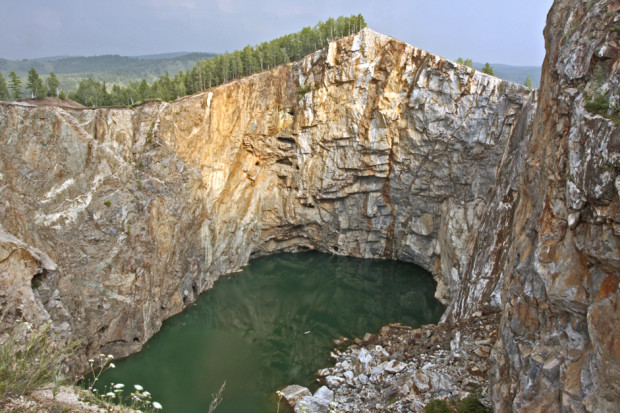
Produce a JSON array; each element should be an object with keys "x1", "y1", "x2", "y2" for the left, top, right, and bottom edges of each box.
[
  {"x1": 457, "y1": 57, "x2": 464, "y2": 65},
  {"x1": 0, "y1": 72, "x2": 10, "y2": 101},
  {"x1": 481, "y1": 62, "x2": 494, "y2": 76},
  {"x1": 524, "y1": 76, "x2": 533, "y2": 88},
  {"x1": 70, "y1": 77, "x2": 106, "y2": 107},
  {"x1": 66, "y1": 14, "x2": 368, "y2": 107},
  {"x1": 46, "y1": 72, "x2": 61, "y2": 97},
  {"x1": 8, "y1": 71, "x2": 22, "y2": 100},
  {"x1": 26, "y1": 68, "x2": 45, "y2": 98},
  {"x1": 464, "y1": 59, "x2": 474, "y2": 68}
]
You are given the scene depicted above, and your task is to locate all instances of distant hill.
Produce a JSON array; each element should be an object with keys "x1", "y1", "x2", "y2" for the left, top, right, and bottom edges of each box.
[
  {"x1": 472, "y1": 62, "x2": 541, "y2": 88},
  {"x1": 0, "y1": 52, "x2": 216, "y2": 91},
  {"x1": 31, "y1": 55, "x2": 75, "y2": 62},
  {"x1": 133, "y1": 52, "x2": 206, "y2": 60}
]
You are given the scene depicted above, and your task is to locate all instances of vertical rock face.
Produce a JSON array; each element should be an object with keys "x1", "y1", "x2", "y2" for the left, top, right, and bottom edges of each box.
[
  {"x1": 445, "y1": 0, "x2": 619, "y2": 411},
  {"x1": 0, "y1": 27, "x2": 533, "y2": 370}
]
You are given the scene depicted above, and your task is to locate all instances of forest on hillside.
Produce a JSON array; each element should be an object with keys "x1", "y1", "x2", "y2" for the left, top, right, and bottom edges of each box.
[
  {"x1": 0, "y1": 52, "x2": 216, "y2": 91},
  {"x1": 0, "y1": 14, "x2": 541, "y2": 107},
  {"x1": 0, "y1": 15, "x2": 366, "y2": 107}
]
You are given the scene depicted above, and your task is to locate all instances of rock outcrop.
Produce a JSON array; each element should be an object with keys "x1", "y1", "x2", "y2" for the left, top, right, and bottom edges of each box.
[
  {"x1": 448, "y1": 1, "x2": 619, "y2": 411},
  {"x1": 0, "y1": 0, "x2": 618, "y2": 410},
  {"x1": 0, "y1": 28, "x2": 531, "y2": 366}
]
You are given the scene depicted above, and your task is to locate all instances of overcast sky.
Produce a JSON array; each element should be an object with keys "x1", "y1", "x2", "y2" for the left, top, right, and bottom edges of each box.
[{"x1": 1, "y1": 0, "x2": 554, "y2": 66}]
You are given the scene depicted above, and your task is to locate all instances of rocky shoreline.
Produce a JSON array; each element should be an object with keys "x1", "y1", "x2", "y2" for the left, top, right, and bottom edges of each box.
[{"x1": 282, "y1": 310, "x2": 499, "y2": 412}]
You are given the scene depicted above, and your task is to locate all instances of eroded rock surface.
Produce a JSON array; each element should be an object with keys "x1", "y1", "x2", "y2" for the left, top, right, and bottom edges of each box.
[
  {"x1": 0, "y1": 28, "x2": 531, "y2": 370},
  {"x1": 471, "y1": 1, "x2": 619, "y2": 411},
  {"x1": 290, "y1": 315, "x2": 498, "y2": 412}
]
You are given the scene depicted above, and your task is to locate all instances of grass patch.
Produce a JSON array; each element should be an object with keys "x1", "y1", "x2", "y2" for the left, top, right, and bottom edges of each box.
[
  {"x1": 585, "y1": 94, "x2": 620, "y2": 125},
  {"x1": 0, "y1": 320, "x2": 80, "y2": 402},
  {"x1": 425, "y1": 391, "x2": 491, "y2": 413},
  {"x1": 297, "y1": 85, "x2": 311, "y2": 96},
  {"x1": 81, "y1": 354, "x2": 164, "y2": 411}
]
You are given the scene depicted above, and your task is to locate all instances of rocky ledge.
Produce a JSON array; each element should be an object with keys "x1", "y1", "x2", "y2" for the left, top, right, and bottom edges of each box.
[{"x1": 282, "y1": 312, "x2": 498, "y2": 412}]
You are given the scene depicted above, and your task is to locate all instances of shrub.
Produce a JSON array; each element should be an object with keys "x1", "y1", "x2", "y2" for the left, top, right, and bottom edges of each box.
[
  {"x1": 425, "y1": 390, "x2": 491, "y2": 413},
  {"x1": 82, "y1": 354, "x2": 164, "y2": 412},
  {"x1": 0, "y1": 320, "x2": 79, "y2": 402},
  {"x1": 585, "y1": 94, "x2": 620, "y2": 124},
  {"x1": 425, "y1": 398, "x2": 451, "y2": 413},
  {"x1": 297, "y1": 85, "x2": 311, "y2": 96}
]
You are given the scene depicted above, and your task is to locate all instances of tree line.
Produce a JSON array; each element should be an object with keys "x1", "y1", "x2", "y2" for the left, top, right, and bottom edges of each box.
[
  {"x1": 456, "y1": 58, "x2": 533, "y2": 87},
  {"x1": 457, "y1": 57, "x2": 495, "y2": 76},
  {"x1": 0, "y1": 15, "x2": 366, "y2": 107},
  {"x1": 0, "y1": 69, "x2": 62, "y2": 100}
]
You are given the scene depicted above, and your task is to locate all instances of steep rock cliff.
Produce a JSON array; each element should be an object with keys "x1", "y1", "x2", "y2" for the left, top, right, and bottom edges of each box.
[
  {"x1": 0, "y1": 28, "x2": 532, "y2": 369},
  {"x1": 445, "y1": 0, "x2": 619, "y2": 411}
]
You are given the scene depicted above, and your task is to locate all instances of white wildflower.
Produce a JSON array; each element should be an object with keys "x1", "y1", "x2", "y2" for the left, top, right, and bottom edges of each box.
[
  {"x1": 109, "y1": 363, "x2": 116, "y2": 368},
  {"x1": 114, "y1": 383, "x2": 124, "y2": 389},
  {"x1": 134, "y1": 384, "x2": 144, "y2": 391},
  {"x1": 106, "y1": 392, "x2": 115, "y2": 397},
  {"x1": 152, "y1": 401, "x2": 163, "y2": 410},
  {"x1": 88, "y1": 359, "x2": 94, "y2": 364}
]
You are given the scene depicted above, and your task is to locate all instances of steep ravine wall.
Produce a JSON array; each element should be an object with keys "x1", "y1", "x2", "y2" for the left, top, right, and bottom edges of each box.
[
  {"x1": 443, "y1": 1, "x2": 619, "y2": 411},
  {"x1": 0, "y1": 27, "x2": 532, "y2": 367},
  {"x1": 0, "y1": 0, "x2": 617, "y2": 410}
]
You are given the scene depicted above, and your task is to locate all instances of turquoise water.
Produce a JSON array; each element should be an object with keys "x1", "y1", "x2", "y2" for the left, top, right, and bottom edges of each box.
[{"x1": 96, "y1": 252, "x2": 444, "y2": 412}]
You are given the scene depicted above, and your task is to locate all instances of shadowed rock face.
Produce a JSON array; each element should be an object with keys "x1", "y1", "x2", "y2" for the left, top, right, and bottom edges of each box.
[
  {"x1": 0, "y1": 0, "x2": 618, "y2": 409},
  {"x1": 448, "y1": 0, "x2": 618, "y2": 411}
]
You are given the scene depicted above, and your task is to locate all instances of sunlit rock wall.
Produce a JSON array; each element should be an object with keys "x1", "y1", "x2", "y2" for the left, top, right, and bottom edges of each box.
[{"x1": 0, "y1": 29, "x2": 533, "y2": 370}]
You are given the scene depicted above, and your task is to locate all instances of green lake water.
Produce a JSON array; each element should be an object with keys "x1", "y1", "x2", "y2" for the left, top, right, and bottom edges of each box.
[{"x1": 95, "y1": 252, "x2": 444, "y2": 412}]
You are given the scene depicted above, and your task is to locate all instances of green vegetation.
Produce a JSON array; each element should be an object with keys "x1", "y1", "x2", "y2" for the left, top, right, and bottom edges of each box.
[
  {"x1": 457, "y1": 57, "x2": 474, "y2": 68},
  {"x1": 0, "y1": 72, "x2": 9, "y2": 100},
  {"x1": 46, "y1": 72, "x2": 60, "y2": 97},
  {"x1": 426, "y1": 398, "x2": 451, "y2": 413},
  {"x1": 297, "y1": 85, "x2": 311, "y2": 96},
  {"x1": 425, "y1": 391, "x2": 491, "y2": 413},
  {"x1": 0, "y1": 16, "x2": 544, "y2": 103},
  {"x1": 0, "y1": 15, "x2": 365, "y2": 107},
  {"x1": 8, "y1": 71, "x2": 21, "y2": 99},
  {"x1": 26, "y1": 67, "x2": 45, "y2": 98},
  {"x1": 0, "y1": 320, "x2": 79, "y2": 402},
  {"x1": 187, "y1": 14, "x2": 366, "y2": 91},
  {"x1": 70, "y1": 77, "x2": 110, "y2": 107},
  {"x1": 0, "y1": 52, "x2": 217, "y2": 93},
  {"x1": 82, "y1": 354, "x2": 164, "y2": 411},
  {"x1": 524, "y1": 76, "x2": 533, "y2": 88},
  {"x1": 585, "y1": 93, "x2": 620, "y2": 124},
  {"x1": 481, "y1": 62, "x2": 495, "y2": 76},
  {"x1": 0, "y1": 68, "x2": 66, "y2": 101},
  {"x1": 0, "y1": 15, "x2": 366, "y2": 106}
]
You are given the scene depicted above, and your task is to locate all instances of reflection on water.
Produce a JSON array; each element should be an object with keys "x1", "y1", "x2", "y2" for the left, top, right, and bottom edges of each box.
[{"x1": 96, "y1": 252, "x2": 444, "y2": 413}]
